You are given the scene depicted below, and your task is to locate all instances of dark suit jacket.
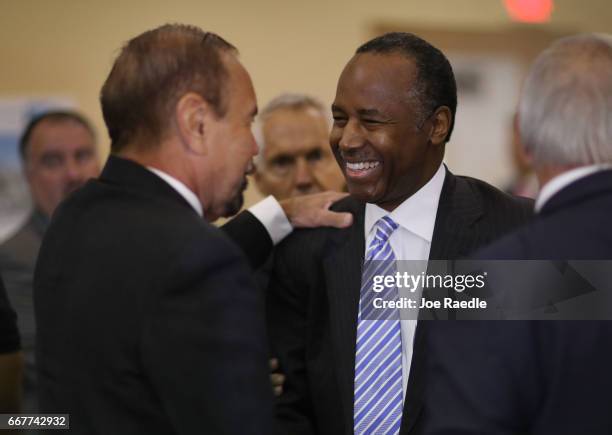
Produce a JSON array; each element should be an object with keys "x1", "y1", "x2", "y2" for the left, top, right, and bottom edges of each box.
[
  {"x1": 0, "y1": 273, "x2": 20, "y2": 355},
  {"x1": 0, "y1": 210, "x2": 48, "y2": 412},
  {"x1": 267, "y1": 169, "x2": 533, "y2": 435},
  {"x1": 34, "y1": 155, "x2": 274, "y2": 435},
  {"x1": 421, "y1": 169, "x2": 612, "y2": 435}
]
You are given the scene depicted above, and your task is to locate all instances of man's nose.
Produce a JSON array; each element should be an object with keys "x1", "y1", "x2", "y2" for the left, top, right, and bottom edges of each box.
[
  {"x1": 250, "y1": 132, "x2": 259, "y2": 157},
  {"x1": 64, "y1": 158, "x2": 88, "y2": 184},
  {"x1": 338, "y1": 120, "x2": 365, "y2": 152},
  {"x1": 294, "y1": 158, "x2": 314, "y2": 190}
]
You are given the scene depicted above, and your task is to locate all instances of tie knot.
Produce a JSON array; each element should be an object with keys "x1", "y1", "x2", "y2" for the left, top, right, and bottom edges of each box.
[{"x1": 373, "y1": 216, "x2": 398, "y2": 244}]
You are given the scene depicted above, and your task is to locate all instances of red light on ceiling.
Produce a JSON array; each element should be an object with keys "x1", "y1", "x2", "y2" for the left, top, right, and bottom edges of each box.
[{"x1": 504, "y1": 0, "x2": 554, "y2": 23}]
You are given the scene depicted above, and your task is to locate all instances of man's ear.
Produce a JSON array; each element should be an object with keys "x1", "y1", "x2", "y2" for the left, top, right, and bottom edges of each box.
[
  {"x1": 429, "y1": 106, "x2": 452, "y2": 146},
  {"x1": 253, "y1": 164, "x2": 261, "y2": 179},
  {"x1": 513, "y1": 112, "x2": 534, "y2": 170},
  {"x1": 175, "y1": 92, "x2": 209, "y2": 155}
]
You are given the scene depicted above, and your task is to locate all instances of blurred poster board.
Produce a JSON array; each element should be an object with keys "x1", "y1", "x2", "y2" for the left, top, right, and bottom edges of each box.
[
  {"x1": 0, "y1": 97, "x2": 75, "y2": 241},
  {"x1": 370, "y1": 24, "x2": 567, "y2": 190}
]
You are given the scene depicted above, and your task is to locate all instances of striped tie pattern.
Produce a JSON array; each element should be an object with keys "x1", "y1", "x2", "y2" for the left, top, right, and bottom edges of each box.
[{"x1": 354, "y1": 215, "x2": 403, "y2": 435}]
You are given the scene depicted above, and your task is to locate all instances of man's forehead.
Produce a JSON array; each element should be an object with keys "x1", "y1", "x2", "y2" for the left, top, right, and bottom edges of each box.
[
  {"x1": 265, "y1": 106, "x2": 327, "y2": 126},
  {"x1": 263, "y1": 112, "x2": 328, "y2": 151},
  {"x1": 335, "y1": 52, "x2": 416, "y2": 100},
  {"x1": 226, "y1": 60, "x2": 257, "y2": 114},
  {"x1": 32, "y1": 119, "x2": 92, "y2": 138},
  {"x1": 29, "y1": 120, "x2": 94, "y2": 151}
]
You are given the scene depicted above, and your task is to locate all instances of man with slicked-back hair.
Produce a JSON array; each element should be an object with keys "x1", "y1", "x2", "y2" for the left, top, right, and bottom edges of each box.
[
  {"x1": 35, "y1": 24, "x2": 273, "y2": 435},
  {"x1": 33, "y1": 24, "x2": 352, "y2": 435}
]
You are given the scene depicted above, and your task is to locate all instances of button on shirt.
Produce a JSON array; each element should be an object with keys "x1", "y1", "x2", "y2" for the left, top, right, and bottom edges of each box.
[{"x1": 363, "y1": 163, "x2": 446, "y2": 397}]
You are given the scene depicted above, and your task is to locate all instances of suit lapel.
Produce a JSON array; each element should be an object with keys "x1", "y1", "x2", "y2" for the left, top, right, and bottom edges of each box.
[
  {"x1": 321, "y1": 175, "x2": 486, "y2": 434},
  {"x1": 421, "y1": 170, "x2": 484, "y2": 321},
  {"x1": 323, "y1": 199, "x2": 365, "y2": 434},
  {"x1": 429, "y1": 169, "x2": 484, "y2": 261},
  {"x1": 402, "y1": 170, "x2": 484, "y2": 434}
]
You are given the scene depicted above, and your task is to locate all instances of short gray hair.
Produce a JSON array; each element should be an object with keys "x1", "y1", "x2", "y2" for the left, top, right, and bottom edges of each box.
[
  {"x1": 254, "y1": 93, "x2": 330, "y2": 163},
  {"x1": 519, "y1": 33, "x2": 612, "y2": 168}
]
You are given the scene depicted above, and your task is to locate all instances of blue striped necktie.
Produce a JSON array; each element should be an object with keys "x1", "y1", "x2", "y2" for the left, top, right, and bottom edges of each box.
[{"x1": 354, "y1": 215, "x2": 403, "y2": 435}]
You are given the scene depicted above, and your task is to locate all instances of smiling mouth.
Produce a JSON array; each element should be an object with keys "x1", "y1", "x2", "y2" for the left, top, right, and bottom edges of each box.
[{"x1": 344, "y1": 160, "x2": 382, "y2": 180}]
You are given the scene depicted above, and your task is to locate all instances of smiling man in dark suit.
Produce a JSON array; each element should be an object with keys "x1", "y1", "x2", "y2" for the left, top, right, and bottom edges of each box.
[
  {"x1": 421, "y1": 33, "x2": 612, "y2": 435},
  {"x1": 266, "y1": 32, "x2": 532, "y2": 435}
]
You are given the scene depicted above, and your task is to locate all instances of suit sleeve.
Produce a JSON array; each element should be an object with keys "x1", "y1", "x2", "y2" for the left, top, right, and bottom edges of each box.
[
  {"x1": 266, "y1": 246, "x2": 316, "y2": 435},
  {"x1": 0, "y1": 275, "x2": 19, "y2": 354},
  {"x1": 140, "y1": 232, "x2": 273, "y2": 435},
  {"x1": 222, "y1": 210, "x2": 274, "y2": 270}
]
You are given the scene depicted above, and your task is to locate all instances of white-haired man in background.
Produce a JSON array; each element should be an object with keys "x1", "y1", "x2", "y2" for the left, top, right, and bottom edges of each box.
[
  {"x1": 422, "y1": 33, "x2": 612, "y2": 435},
  {"x1": 253, "y1": 93, "x2": 345, "y2": 200}
]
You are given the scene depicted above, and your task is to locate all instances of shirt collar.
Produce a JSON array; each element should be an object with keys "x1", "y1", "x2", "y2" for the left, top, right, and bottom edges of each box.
[
  {"x1": 365, "y1": 163, "x2": 446, "y2": 242},
  {"x1": 146, "y1": 167, "x2": 203, "y2": 217},
  {"x1": 535, "y1": 164, "x2": 612, "y2": 213}
]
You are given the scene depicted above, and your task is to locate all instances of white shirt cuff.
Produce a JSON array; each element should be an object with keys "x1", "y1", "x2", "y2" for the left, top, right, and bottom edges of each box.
[{"x1": 248, "y1": 195, "x2": 293, "y2": 245}]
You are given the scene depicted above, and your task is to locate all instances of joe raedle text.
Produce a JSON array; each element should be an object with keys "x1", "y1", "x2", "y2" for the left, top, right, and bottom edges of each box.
[
  {"x1": 369, "y1": 271, "x2": 490, "y2": 312},
  {"x1": 372, "y1": 297, "x2": 487, "y2": 310}
]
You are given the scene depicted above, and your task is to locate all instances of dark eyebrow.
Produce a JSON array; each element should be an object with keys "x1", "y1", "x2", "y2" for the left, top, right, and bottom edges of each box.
[
  {"x1": 41, "y1": 150, "x2": 63, "y2": 158},
  {"x1": 357, "y1": 108, "x2": 386, "y2": 118},
  {"x1": 250, "y1": 106, "x2": 258, "y2": 118},
  {"x1": 331, "y1": 104, "x2": 344, "y2": 113}
]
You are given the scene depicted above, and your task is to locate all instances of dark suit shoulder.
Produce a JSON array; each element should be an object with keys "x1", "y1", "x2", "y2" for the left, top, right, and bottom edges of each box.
[
  {"x1": 455, "y1": 175, "x2": 534, "y2": 238},
  {"x1": 57, "y1": 178, "x2": 216, "y2": 241},
  {"x1": 0, "y1": 218, "x2": 41, "y2": 269},
  {"x1": 43, "y1": 178, "x2": 249, "y2": 285},
  {"x1": 329, "y1": 195, "x2": 364, "y2": 214},
  {"x1": 276, "y1": 195, "x2": 362, "y2": 261},
  {"x1": 476, "y1": 204, "x2": 612, "y2": 260},
  {"x1": 222, "y1": 211, "x2": 273, "y2": 270},
  {"x1": 0, "y1": 275, "x2": 20, "y2": 354},
  {"x1": 456, "y1": 175, "x2": 533, "y2": 218}
]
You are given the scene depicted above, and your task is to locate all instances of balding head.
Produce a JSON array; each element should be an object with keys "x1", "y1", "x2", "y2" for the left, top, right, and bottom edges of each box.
[
  {"x1": 100, "y1": 24, "x2": 237, "y2": 152},
  {"x1": 519, "y1": 33, "x2": 612, "y2": 169},
  {"x1": 100, "y1": 24, "x2": 259, "y2": 222}
]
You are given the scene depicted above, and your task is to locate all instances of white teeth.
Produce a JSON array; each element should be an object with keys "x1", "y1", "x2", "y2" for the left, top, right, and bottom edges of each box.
[{"x1": 347, "y1": 161, "x2": 380, "y2": 171}]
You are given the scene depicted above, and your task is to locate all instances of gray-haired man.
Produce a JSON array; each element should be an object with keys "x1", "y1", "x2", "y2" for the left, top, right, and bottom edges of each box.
[
  {"x1": 422, "y1": 33, "x2": 612, "y2": 435},
  {"x1": 254, "y1": 93, "x2": 345, "y2": 200}
]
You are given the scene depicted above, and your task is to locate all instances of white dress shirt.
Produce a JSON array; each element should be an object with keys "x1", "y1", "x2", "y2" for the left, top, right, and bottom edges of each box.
[
  {"x1": 147, "y1": 167, "x2": 204, "y2": 217},
  {"x1": 146, "y1": 167, "x2": 292, "y2": 244},
  {"x1": 535, "y1": 164, "x2": 612, "y2": 213},
  {"x1": 364, "y1": 163, "x2": 446, "y2": 398}
]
